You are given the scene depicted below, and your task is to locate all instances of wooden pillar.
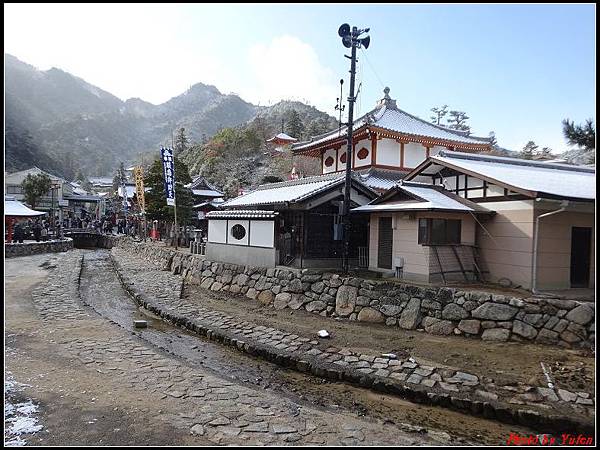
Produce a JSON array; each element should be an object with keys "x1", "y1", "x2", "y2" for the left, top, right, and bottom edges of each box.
[
  {"x1": 6, "y1": 217, "x2": 15, "y2": 243},
  {"x1": 371, "y1": 134, "x2": 378, "y2": 165}
]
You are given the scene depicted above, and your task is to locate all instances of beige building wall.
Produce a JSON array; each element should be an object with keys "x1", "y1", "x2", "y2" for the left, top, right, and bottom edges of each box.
[
  {"x1": 475, "y1": 200, "x2": 535, "y2": 289},
  {"x1": 535, "y1": 203, "x2": 595, "y2": 290},
  {"x1": 368, "y1": 211, "x2": 476, "y2": 282}
]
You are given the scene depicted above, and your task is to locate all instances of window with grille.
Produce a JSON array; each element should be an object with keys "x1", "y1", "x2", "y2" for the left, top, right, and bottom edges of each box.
[{"x1": 418, "y1": 218, "x2": 461, "y2": 245}]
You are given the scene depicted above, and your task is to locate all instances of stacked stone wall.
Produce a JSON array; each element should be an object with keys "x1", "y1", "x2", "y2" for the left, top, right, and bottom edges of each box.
[{"x1": 118, "y1": 240, "x2": 595, "y2": 348}]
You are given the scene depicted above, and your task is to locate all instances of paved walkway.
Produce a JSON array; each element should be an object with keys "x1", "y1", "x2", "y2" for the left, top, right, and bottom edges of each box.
[{"x1": 5, "y1": 251, "x2": 457, "y2": 445}]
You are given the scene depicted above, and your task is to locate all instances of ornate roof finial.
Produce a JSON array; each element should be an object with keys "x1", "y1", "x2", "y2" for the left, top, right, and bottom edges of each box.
[{"x1": 378, "y1": 87, "x2": 396, "y2": 109}]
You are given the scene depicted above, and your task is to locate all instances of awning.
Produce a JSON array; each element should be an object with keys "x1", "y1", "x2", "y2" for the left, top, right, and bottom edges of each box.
[{"x1": 4, "y1": 197, "x2": 47, "y2": 217}]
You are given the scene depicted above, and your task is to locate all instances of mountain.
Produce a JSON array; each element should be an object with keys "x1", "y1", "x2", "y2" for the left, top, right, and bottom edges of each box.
[
  {"x1": 179, "y1": 100, "x2": 337, "y2": 197},
  {"x1": 4, "y1": 54, "x2": 261, "y2": 179}
]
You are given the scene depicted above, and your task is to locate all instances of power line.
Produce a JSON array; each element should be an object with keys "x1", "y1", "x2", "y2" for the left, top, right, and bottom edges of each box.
[{"x1": 360, "y1": 47, "x2": 385, "y2": 90}]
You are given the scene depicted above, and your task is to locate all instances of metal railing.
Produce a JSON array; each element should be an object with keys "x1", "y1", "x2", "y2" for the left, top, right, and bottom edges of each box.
[{"x1": 357, "y1": 246, "x2": 369, "y2": 268}]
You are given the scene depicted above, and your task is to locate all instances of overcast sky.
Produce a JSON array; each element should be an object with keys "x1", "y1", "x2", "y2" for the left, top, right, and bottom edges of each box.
[{"x1": 4, "y1": 3, "x2": 596, "y2": 153}]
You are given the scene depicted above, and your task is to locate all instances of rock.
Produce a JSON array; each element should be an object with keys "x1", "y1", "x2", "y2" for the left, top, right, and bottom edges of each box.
[
  {"x1": 512, "y1": 320, "x2": 538, "y2": 340},
  {"x1": 421, "y1": 299, "x2": 441, "y2": 310},
  {"x1": 380, "y1": 304, "x2": 403, "y2": 316},
  {"x1": 385, "y1": 317, "x2": 397, "y2": 326},
  {"x1": 425, "y1": 319, "x2": 454, "y2": 335},
  {"x1": 537, "y1": 387, "x2": 559, "y2": 402},
  {"x1": 286, "y1": 278, "x2": 303, "y2": 293},
  {"x1": 335, "y1": 285, "x2": 358, "y2": 316},
  {"x1": 288, "y1": 294, "x2": 307, "y2": 310},
  {"x1": 560, "y1": 330, "x2": 582, "y2": 343},
  {"x1": 357, "y1": 307, "x2": 385, "y2": 323},
  {"x1": 245, "y1": 288, "x2": 258, "y2": 299},
  {"x1": 398, "y1": 298, "x2": 421, "y2": 329},
  {"x1": 257, "y1": 290, "x2": 274, "y2": 305},
  {"x1": 565, "y1": 304, "x2": 594, "y2": 325},
  {"x1": 536, "y1": 328, "x2": 559, "y2": 345},
  {"x1": 306, "y1": 301, "x2": 326, "y2": 313},
  {"x1": 523, "y1": 314, "x2": 544, "y2": 327},
  {"x1": 476, "y1": 390, "x2": 498, "y2": 401},
  {"x1": 481, "y1": 328, "x2": 510, "y2": 342},
  {"x1": 190, "y1": 424, "x2": 205, "y2": 436},
  {"x1": 557, "y1": 389, "x2": 578, "y2": 402},
  {"x1": 311, "y1": 281, "x2": 325, "y2": 294},
  {"x1": 210, "y1": 282, "x2": 223, "y2": 291},
  {"x1": 472, "y1": 302, "x2": 518, "y2": 321},
  {"x1": 458, "y1": 319, "x2": 481, "y2": 335},
  {"x1": 274, "y1": 293, "x2": 291, "y2": 309},
  {"x1": 442, "y1": 303, "x2": 469, "y2": 320},
  {"x1": 317, "y1": 330, "x2": 330, "y2": 338}
]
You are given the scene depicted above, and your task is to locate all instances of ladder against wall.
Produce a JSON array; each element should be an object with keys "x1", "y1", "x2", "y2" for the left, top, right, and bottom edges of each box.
[{"x1": 428, "y1": 245, "x2": 488, "y2": 284}]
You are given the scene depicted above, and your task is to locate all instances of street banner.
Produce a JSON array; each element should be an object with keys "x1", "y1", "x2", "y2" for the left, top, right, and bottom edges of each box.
[
  {"x1": 160, "y1": 147, "x2": 176, "y2": 206},
  {"x1": 121, "y1": 178, "x2": 128, "y2": 212},
  {"x1": 133, "y1": 166, "x2": 146, "y2": 212}
]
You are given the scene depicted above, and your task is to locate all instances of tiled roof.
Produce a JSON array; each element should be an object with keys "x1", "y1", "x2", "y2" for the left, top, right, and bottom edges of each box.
[
  {"x1": 294, "y1": 90, "x2": 490, "y2": 151},
  {"x1": 267, "y1": 133, "x2": 297, "y2": 142},
  {"x1": 192, "y1": 189, "x2": 223, "y2": 197},
  {"x1": 411, "y1": 151, "x2": 596, "y2": 201},
  {"x1": 352, "y1": 181, "x2": 491, "y2": 214},
  {"x1": 207, "y1": 210, "x2": 279, "y2": 219},
  {"x1": 355, "y1": 167, "x2": 406, "y2": 191},
  {"x1": 220, "y1": 172, "x2": 375, "y2": 208}
]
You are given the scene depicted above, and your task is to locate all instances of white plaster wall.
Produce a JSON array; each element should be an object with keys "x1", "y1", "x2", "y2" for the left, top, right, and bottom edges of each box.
[
  {"x1": 353, "y1": 138, "x2": 372, "y2": 168},
  {"x1": 249, "y1": 220, "x2": 275, "y2": 248},
  {"x1": 322, "y1": 148, "x2": 337, "y2": 173},
  {"x1": 228, "y1": 219, "x2": 250, "y2": 246},
  {"x1": 208, "y1": 220, "x2": 227, "y2": 244},
  {"x1": 338, "y1": 145, "x2": 348, "y2": 171},
  {"x1": 403, "y1": 142, "x2": 427, "y2": 169},
  {"x1": 377, "y1": 138, "x2": 401, "y2": 167}
]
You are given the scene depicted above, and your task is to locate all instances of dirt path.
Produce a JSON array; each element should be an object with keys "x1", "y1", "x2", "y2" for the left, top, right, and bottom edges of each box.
[{"x1": 184, "y1": 283, "x2": 595, "y2": 395}]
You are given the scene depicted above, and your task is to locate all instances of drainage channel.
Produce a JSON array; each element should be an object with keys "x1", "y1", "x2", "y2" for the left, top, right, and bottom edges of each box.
[{"x1": 78, "y1": 249, "x2": 535, "y2": 445}]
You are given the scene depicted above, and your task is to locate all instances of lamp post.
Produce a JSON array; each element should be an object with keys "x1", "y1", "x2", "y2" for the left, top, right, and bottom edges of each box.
[{"x1": 338, "y1": 23, "x2": 370, "y2": 274}]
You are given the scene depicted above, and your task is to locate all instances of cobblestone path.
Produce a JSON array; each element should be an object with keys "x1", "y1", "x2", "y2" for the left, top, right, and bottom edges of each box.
[{"x1": 5, "y1": 250, "x2": 458, "y2": 445}]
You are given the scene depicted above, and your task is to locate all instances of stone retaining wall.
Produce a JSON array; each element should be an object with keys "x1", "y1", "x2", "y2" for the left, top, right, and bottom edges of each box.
[
  {"x1": 5, "y1": 239, "x2": 73, "y2": 258},
  {"x1": 118, "y1": 239, "x2": 595, "y2": 348}
]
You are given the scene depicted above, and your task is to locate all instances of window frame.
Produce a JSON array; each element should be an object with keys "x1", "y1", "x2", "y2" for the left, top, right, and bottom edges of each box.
[{"x1": 417, "y1": 218, "x2": 461, "y2": 245}]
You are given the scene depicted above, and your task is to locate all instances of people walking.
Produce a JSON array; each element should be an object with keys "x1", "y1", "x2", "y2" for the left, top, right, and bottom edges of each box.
[{"x1": 13, "y1": 222, "x2": 24, "y2": 243}]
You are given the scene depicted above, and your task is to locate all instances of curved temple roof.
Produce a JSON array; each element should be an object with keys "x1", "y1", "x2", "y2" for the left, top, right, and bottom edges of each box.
[{"x1": 294, "y1": 89, "x2": 491, "y2": 153}]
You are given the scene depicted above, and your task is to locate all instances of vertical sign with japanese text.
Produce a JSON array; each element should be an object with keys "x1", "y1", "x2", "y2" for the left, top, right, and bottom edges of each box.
[{"x1": 161, "y1": 147, "x2": 176, "y2": 206}]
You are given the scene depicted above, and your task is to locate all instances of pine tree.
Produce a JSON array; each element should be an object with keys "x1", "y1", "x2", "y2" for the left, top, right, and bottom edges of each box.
[
  {"x1": 144, "y1": 157, "x2": 194, "y2": 223},
  {"x1": 174, "y1": 127, "x2": 189, "y2": 154},
  {"x1": 488, "y1": 131, "x2": 498, "y2": 147},
  {"x1": 536, "y1": 147, "x2": 553, "y2": 160},
  {"x1": 519, "y1": 141, "x2": 539, "y2": 160},
  {"x1": 447, "y1": 111, "x2": 471, "y2": 134},
  {"x1": 562, "y1": 119, "x2": 595, "y2": 150},
  {"x1": 430, "y1": 105, "x2": 448, "y2": 125},
  {"x1": 22, "y1": 173, "x2": 52, "y2": 209},
  {"x1": 285, "y1": 109, "x2": 305, "y2": 140}
]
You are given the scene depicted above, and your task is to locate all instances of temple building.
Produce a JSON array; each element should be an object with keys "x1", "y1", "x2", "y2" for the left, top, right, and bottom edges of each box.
[{"x1": 293, "y1": 87, "x2": 493, "y2": 191}]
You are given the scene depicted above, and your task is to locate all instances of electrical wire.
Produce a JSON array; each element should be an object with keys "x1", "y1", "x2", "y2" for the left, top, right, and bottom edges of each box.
[{"x1": 360, "y1": 47, "x2": 386, "y2": 91}]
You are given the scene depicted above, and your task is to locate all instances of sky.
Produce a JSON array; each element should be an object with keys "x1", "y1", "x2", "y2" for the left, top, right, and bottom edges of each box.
[{"x1": 4, "y1": 3, "x2": 596, "y2": 153}]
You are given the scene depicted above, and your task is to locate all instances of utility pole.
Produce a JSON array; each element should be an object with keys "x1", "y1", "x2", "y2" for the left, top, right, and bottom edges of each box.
[{"x1": 338, "y1": 23, "x2": 370, "y2": 274}]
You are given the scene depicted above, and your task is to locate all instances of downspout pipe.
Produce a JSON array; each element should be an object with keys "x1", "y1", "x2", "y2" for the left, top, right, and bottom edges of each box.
[{"x1": 531, "y1": 200, "x2": 569, "y2": 294}]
